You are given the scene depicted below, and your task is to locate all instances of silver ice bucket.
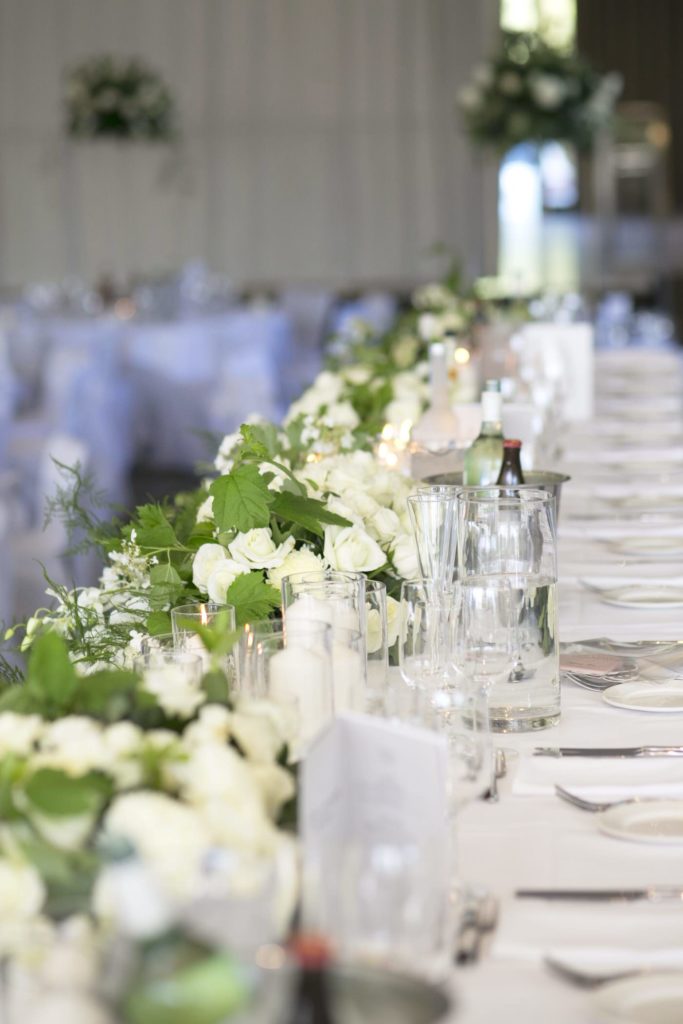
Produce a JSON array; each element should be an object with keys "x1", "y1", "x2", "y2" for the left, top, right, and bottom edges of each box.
[{"x1": 423, "y1": 469, "x2": 570, "y2": 518}]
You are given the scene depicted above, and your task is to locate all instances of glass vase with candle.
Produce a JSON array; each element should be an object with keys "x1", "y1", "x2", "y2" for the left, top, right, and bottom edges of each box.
[
  {"x1": 239, "y1": 621, "x2": 333, "y2": 758},
  {"x1": 171, "y1": 601, "x2": 237, "y2": 671},
  {"x1": 281, "y1": 571, "x2": 367, "y2": 714}
]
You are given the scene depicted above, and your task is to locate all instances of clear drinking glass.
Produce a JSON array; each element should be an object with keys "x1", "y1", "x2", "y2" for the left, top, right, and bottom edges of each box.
[
  {"x1": 364, "y1": 579, "x2": 389, "y2": 712},
  {"x1": 239, "y1": 621, "x2": 333, "y2": 757},
  {"x1": 406, "y1": 489, "x2": 459, "y2": 593},
  {"x1": 171, "y1": 601, "x2": 237, "y2": 665},
  {"x1": 456, "y1": 486, "x2": 559, "y2": 731},
  {"x1": 310, "y1": 837, "x2": 452, "y2": 981},
  {"x1": 397, "y1": 580, "x2": 452, "y2": 693}
]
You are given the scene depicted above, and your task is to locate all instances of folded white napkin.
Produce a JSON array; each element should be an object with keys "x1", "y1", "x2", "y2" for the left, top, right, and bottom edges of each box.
[
  {"x1": 513, "y1": 753, "x2": 683, "y2": 800},
  {"x1": 493, "y1": 901, "x2": 683, "y2": 968}
]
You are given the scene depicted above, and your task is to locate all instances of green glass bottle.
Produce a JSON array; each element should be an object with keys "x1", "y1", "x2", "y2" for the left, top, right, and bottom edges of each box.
[{"x1": 462, "y1": 386, "x2": 504, "y2": 485}]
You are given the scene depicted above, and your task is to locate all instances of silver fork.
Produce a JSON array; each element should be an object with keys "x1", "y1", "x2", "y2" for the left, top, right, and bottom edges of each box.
[
  {"x1": 555, "y1": 784, "x2": 657, "y2": 813},
  {"x1": 544, "y1": 955, "x2": 671, "y2": 988}
]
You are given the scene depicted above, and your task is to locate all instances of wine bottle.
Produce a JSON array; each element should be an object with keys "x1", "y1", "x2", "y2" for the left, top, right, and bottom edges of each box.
[
  {"x1": 496, "y1": 439, "x2": 525, "y2": 485},
  {"x1": 462, "y1": 387, "x2": 504, "y2": 485},
  {"x1": 283, "y1": 935, "x2": 336, "y2": 1024},
  {"x1": 411, "y1": 342, "x2": 462, "y2": 448}
]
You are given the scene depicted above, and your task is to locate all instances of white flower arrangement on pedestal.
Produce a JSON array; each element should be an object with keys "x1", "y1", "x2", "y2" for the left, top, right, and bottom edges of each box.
[{"x1": 64, "y1": 55, "x2": 175, "y2": 141}]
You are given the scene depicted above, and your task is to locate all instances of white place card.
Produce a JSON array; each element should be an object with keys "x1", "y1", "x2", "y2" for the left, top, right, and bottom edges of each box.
[
  {"x1": 300, "y1": 713, "x2": 452, "y2": 966},
  {"x1": 301, "y1": 711, "x2": 449, "y2": 849}
]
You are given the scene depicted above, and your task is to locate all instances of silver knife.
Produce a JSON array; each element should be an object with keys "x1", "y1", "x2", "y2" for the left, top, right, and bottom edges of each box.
[
  {"x1": 517, "y1": 888, "x2": 683, "y2": 902},
  {"x1": 534, "y1": 746, "x2": 683, "y2": 758}
]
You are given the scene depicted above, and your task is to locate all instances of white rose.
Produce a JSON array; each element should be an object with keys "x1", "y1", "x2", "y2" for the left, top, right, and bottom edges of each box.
[
  {"x1": 229, "y1": 710, "x2": 282, "y2": 763},
  {"x1": 142, "y1": 665, "x2": 204, "y2": 719},
  {"x1": 196, "y1": 496, "x2": 214, "y2": 524},
  {"x1": 417, "y1": 313, "x2": 444, "y2": 342},
  {"x1": 343, "y1": 490, "x2": 381, "y2": 521},
  {"x1": 104, "y1": 722, "x2": 144, "y2": 788},
  {"x1": 192, "y1": 543, "x2": 228, "y2": 592},
  {"x1": 322, "y1": 401, "x2": 359, "y2": 430},
  {"x1": 0, "y1": 712, "x2": 43, "y2": 757},
  {"x1": 324, "y1": 525, "x2": 386, "y2": 573},
  {"x1": 530, "y1": 73, "x2": 566, "y2": 110},
  {"x1": 38, "y1": 717, "x2": 110, "y2": 777},
  {"x1": 385, "y1": 397, "x2": 422, "y2": 428},
  {"x1": 206, "y1": 559, "x2": 250, "y2": 603},
  {"x1": 267, "y1": 547, "x2": 324, "y2": 591},
  {"x1": 105, "y1": 792, "x2": 210, "y2": 898},
  {"x1": 325, "y1": 496, "x2": 361, "y2": 526},
  {"x1": 228, "y1": 529, "x2": 296, "y2": 570},
  {"x1": 342, "y1": 365, "x2": 372, "y2": 385},
  {"x1": 250, "y1": 762, "x2": 295, "y2": 817},
  {"x1": 182, "y1": 704, "x2": 233, "y2": 748},
  {"x1": 0, "y1": 859, "x2": 45, "y2": 926},
  {"x1": 392, "y1": 534, "x2": 420, "y2": 579},
  {"x1": 368, "y1": 507, "x2": 401, "y2": 544}
]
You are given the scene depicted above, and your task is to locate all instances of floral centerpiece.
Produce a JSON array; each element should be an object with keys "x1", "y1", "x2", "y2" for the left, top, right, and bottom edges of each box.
[
  {"x1": 458, "y1": 31, "x2": 622, "y2": 152},
  {"x1": 64, "y1": 56, "x2": 175, "y2": 141}
]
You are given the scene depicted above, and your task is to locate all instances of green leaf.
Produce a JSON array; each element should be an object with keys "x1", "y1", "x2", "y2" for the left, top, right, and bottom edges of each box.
[
  {"x1": 0, "y1": 756, "x2": 26, "y2": 820},
  {"x1": 149, "y1": 563, "x2": 182, "y2": 587},
  {"x1": 133, "y1": 504, "x2": 178, "y2": 550},
  {"x1": 201, "y1": 669, "x2": 230, "y2": 705},
  {"x1": 147, "y1": 611, "x2": 172, "y2": 636},
  {"x1": 25, "y1": 633, "x2": 78, "y2": 711},
  {"x1": 71, "y1": 669, "x2": 139, "y2": 721},
  {"x1": 226, "y1": 572, "x2": 280, "y2": 626},
  {"x1": 210, "y1": 465, "x2": 273, "y2": 533},
  {"x1": 239, "y1": 422, "x2": 281, "y2": 460},
  {"x1": 271, "y1": 491, "x2": 352, "y2": 538},
  {"x1": 24, "y1": 768, "x2": 113, "y2": 818}
]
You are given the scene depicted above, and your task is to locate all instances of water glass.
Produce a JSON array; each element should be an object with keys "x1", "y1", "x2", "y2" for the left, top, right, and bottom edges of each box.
[
  {"x1": 364, "y1": 579, "x2": 389, "y2": 711},
  {"x1": 171, "y1": 601, "x2": 237, "y2": 672},
  {"x1": 406, "y1": 489, "x2": 458, "y2": 592},
  {"x1": 454, "y1": 573, "x2": 557, "y2": 733},
  {"x1": 457, "y1": 486, "x2": 557, "y2": 580},
  {"x1": 239, "y1": 621, "x2": 333, "y2": 756},
  {"x1": 455, "y1": 488, "x2": 559, "y2": 732},
  {"x1": 308, "y1": 837, "x2": 453, "y2": 980},
  {"x1": 398, "y1": 580, "x2": 451, "y2": 693}
]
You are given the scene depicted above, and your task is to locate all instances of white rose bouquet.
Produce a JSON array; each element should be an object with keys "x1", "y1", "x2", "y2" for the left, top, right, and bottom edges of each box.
[
  {"x1": 459, "y1": 31, "x2": 621, "y2": 152},
  {"x1": 64, "y1": 55, "x2": 175, "y2": 141},
  {"x1": 0, "y1": 631, "x2": 296, "y2": 930}
]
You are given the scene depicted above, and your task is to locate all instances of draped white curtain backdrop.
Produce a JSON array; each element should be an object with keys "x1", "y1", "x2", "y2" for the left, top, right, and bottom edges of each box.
[{"x1": 0, "y1": 0, "x2": 497, "y2": 288}]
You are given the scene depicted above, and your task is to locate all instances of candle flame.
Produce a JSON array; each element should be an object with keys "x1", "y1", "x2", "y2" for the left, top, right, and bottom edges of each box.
[
  {"x1": 200, "y1": 605, "x2": 209, "y2": 626},
  {"x1": 454, "y1": 346, "x2": 470, "y2": 365}
]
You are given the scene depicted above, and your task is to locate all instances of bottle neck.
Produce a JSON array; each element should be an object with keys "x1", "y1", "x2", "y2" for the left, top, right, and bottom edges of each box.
[
  {"x1": 480, "y1": 390, "x2": 502, "y2": 434},
  {"x1": 429, "y1": 343, "x2": 450, "y2": 411}
]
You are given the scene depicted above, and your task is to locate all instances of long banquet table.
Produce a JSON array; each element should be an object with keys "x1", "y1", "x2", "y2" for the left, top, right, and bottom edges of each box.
[{"x1": 449, "y1": 347, "x2": 683, "y2": 1023}]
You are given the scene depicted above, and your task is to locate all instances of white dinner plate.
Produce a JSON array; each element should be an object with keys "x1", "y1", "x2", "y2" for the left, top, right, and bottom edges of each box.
[
  {"x1": 593, "y1": 971, "x2": 683, "y2": 1023},
  {"x1": 596, "y1": 585, "x2": 683, "y2": 610},
  {"x1": 598, "y1": 801, "x2": 683, "y2": 845},
  {"x1": 602, "y1": 683, "x2": 683, "y2": 712},
  {"x1": 607, "y1": 537, "x2": 683, "y2": 560}
]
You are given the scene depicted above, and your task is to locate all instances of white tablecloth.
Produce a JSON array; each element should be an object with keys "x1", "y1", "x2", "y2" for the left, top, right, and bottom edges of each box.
[{"x1": 449, "y1": 346, "x2": 683, "y2": 1023}]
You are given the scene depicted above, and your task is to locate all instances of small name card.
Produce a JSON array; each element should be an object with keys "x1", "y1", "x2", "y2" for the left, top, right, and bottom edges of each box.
[{"x1": 300, "y1": 712, "x2": 450, "y2": 935}]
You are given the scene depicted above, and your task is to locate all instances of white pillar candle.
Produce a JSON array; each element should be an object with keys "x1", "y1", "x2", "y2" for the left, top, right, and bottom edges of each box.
[
  {"x1": 331, "y1": 643, "x2": 365, "y2": 714},
  {"x1": 268, "y1": 646, "x2": 333, "y2": 752}
]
